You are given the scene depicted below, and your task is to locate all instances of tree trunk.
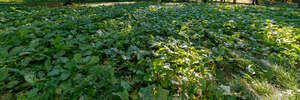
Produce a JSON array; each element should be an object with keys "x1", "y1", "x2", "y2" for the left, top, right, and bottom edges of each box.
[
  {"x1": 298, "y1": 0, "x2": 300, "y2": 8},
  {"x1": 64, "y1": 0, "x2": 72, "y2": 6},
  {"x1": 233, "y1": 0, "x2": 236, "y2": 3},
  {"x1": 203, "y1": 0, "x2": 207, "y2": 3}
]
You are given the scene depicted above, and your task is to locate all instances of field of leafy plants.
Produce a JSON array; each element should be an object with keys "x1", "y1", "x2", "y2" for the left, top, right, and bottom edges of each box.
[{"x1": 0, "y1": 2, "x2": 300, "y2": 100}]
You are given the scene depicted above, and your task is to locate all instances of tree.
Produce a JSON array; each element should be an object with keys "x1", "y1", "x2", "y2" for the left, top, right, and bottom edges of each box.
[
  {"x1": 298, "y1": 0, "x2": 300, "y2": 8},
  {"x1": 252, "y1": 0, "x2": 258, "y2": 5},
  {"x1": 233, "y1": 0, "x2": 236, "y2": 4},
  {"x1": 64, "y1": 0, "x2": 72, "y2": 6},
  {"x1": 203, "y1": 0, "x2": 207, "y2": 3}
]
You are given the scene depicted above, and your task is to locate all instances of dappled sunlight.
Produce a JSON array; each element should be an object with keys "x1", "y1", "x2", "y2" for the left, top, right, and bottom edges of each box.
[
  {"x1": 224, "y1": 0, "x2": 252, "y2": 3},
  {"x1": 126, "y1": 3, "x2": 300, "y2": 98},
  {"x1": 260, "y1": 59, "x2": 299, "y2": 88},
  {"x1": 244, "y1": 79, "x2": 297, "y2": 100},
  {"x1": 73, "y1": 1, "x2": 137, "y2": 7},
  {"x1": 0, "y1": 2, "x2": 299, "y2": 100},
  {"x1": 142, "y1": 3, "x2": 298, "y2": 98}
]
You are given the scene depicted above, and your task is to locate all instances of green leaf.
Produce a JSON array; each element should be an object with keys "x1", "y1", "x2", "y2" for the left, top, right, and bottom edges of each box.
[
  {"x1": 59, "y1": 57, "x2": 69, "y2": 64},
  {"x1": 0, "y1": 48, "x2": 9, "y2": 57},
  {"x1": 21, "y1": 57, "x2": 32, "y2": 66},
  {"x1": 87, "y1": 56, "x2": 99, "y2": 65},
  {"x1": 29, "y1": 39, "x2": 40, "y2": 48},
  {"x1": 19, "y1": 52, "x2": 32, "y2": 56},
  {"x1": 6, "y1": 80, "x2": 20, "y2": 88},
  {"x1": 48, "y1": 69, "x2": 61, "y2": 76},
  {"x1": 60, "y1": 71, "x2": 70, "y2": 80},
  {"x1": 157, "y1": 86, "x2": 169, "y2": 100},
  {"x1": 0, "y1": 68, "x2": 8, "y2": 81},
  {"x1": 113, "y1": 90, "x2": 129, "y2": 100},
  {"x1": 9, "y1": 46, "x2": 23, "y2": 56},
  {"x1": 180, "y1": 25, "x2": 188, "y2": 31},
  {"x1": 74, "y1": 54, "x2": 82, "y2": 64},
  {"x1": 121, "y1": 80, "x2": 131, "y2": 90},
  {"x1": 139, "y1": 85, "x2": 154, "y2": 100},
  {"x1": 20, "y1": 28, "x2": 28, "y2": 38},
  {"x1": 24, "y1": 73, "x2": 35, "y2": 84},
  {"x1": 54, "y1": 50, "x2": 66, "y2": 58},
  {"x1": 10, "y1": 7, "x2": 16, "y2": 10},
  {"x1": 128, "y1": 25, "x2": 132, "y2": 29},
  {"x1": 215, "y1": 56, "x2": 223, "y2": 62}
]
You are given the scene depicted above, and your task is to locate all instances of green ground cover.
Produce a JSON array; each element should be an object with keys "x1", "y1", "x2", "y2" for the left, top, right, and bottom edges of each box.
[{"x1": 0, "y1": 2, "x2": 299, "y2": 99}]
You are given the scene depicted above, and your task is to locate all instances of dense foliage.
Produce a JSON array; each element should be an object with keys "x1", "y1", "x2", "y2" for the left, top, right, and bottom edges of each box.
[{"x1": 0, "y1": 3, "x2": 300, "y2": 99}]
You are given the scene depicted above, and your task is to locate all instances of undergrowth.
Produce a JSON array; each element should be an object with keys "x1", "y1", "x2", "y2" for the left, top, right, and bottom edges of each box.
[{"x1": 0, "y1": 2, "x2": 299, "y2": 100}]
